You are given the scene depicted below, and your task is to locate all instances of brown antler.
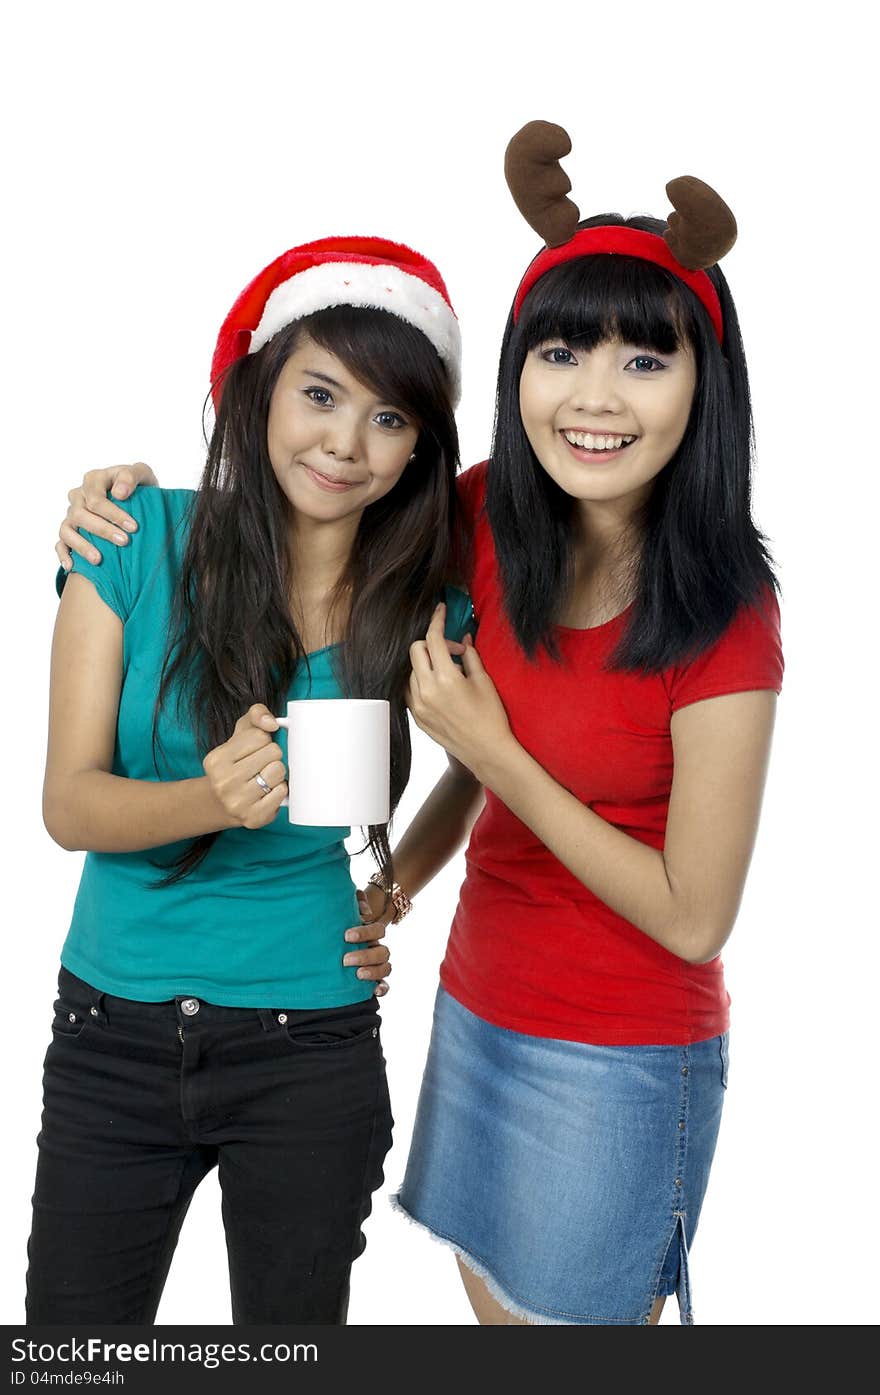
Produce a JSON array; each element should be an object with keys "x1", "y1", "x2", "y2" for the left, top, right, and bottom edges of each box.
[
  {"x1": 664, "y1": 177, "x2": 737, "y2": 269},
  {"x1": 504, "y1": 120, "x2": 580, "y2": 248}
]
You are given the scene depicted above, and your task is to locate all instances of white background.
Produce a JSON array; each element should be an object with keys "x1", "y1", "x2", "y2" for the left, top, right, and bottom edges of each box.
[{"x1": 2, "y1": 0, "x2": 876, "y2": 1327}]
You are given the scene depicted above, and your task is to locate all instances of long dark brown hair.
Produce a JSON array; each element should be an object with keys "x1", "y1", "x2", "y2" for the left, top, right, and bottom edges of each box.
[{"x1": 148, "y1": 305, "x2": 461, "y2": 894}]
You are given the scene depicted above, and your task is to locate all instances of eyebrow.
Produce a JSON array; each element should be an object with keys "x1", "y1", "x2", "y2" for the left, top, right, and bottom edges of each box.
[{"x1": 301, "y1": 369, "x2": 344, "y2": 388}]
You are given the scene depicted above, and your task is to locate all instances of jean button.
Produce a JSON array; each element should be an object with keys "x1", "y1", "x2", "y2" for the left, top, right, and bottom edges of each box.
[
  {"x1": 68, "y1": 1012, "x2": 76, "y2": 1023},
  {"x1": 180, "y1": 998, "x2": 200, "y2": 1017},
  {"x1": 90, "y1": 1006, "x2": 99, "y2": 1017},
  {"x1": 277, "y1": 1013, "x2": 288, "y2": 1025}
]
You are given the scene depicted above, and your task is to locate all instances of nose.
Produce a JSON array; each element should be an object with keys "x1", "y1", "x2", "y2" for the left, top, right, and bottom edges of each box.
[
  {"x1": 567, "y1": 358, "x2": 625, "y2": 417},
  {"x1": 322, "y1": 416, "x2": 360, "y2": 462}
]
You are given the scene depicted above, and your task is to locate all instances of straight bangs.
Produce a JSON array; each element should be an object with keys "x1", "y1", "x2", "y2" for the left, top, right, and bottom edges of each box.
[{"x1": 519, "y1": 253, "x2": 699, "y2": 360}]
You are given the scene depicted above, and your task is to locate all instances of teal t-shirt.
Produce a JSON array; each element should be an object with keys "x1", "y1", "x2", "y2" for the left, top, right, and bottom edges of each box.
[{"x1": 57, "y1": 486, "x2": 475, "y2": 1007}]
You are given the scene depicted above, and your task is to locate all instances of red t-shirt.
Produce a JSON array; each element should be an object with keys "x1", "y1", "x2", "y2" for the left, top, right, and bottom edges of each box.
[{"x1": 441, "y1": 461, "x2": 784, "y2": 1045}]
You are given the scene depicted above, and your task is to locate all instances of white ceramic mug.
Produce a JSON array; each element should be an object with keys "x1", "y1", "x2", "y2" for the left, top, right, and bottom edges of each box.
[{"x1": 275, "y1": 699, "x2": 390, "y2": 826}]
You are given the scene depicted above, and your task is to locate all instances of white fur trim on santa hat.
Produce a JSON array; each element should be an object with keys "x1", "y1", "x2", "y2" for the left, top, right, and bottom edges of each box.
[{"x1": 249, "y1": 261, "x2": 462, "y2": 403}]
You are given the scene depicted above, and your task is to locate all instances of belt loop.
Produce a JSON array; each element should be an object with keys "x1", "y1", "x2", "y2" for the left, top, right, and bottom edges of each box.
[{"x1": 257, "y1": 1008, "x2": 276, "y2": 1032}]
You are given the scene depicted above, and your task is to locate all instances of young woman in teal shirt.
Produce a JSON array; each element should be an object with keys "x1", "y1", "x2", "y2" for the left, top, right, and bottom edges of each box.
[{"x1": 31, "y1": 236, "x2": 475, "y2": 1325}]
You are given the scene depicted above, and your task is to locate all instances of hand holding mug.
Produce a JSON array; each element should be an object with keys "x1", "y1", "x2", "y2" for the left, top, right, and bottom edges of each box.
[{"x1": 202, "y1": 703, "x2": 289, "y2": 830}]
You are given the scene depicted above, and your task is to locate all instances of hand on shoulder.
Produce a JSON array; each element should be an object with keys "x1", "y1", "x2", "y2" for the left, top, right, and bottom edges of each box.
[{"x1": 56, "y1": 462, "x2": 158, "y2": 572}]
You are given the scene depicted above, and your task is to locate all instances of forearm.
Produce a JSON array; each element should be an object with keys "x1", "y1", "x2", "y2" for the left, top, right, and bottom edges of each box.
[
  {"x1": 44, "y1": 771, "x2": 234, "y2": 853},
  {"x1": 479, "y1": 739, "x2": 703, "y2": 962},
  {"x1": 390, "y1": 764, "x2": 485, "y2": 899}
]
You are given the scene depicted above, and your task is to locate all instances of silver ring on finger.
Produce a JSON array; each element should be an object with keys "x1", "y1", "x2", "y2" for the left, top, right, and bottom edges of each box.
[{"x1": 253, "y1": 772, "x2": 272, "y2": 795}]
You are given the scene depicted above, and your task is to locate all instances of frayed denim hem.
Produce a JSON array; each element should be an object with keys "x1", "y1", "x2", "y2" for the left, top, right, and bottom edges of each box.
[{"x1": 389, "y1": 1191, "x2": 686, "y2": 1326}]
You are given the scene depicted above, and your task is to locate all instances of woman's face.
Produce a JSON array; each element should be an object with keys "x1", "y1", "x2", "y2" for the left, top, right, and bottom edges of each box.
[
  {"x1": 267, "y1": 334, "x2": 420, "y2": 524},
  {"x1": 518, "y1": 335, "x2": 697, "y2": 510}
]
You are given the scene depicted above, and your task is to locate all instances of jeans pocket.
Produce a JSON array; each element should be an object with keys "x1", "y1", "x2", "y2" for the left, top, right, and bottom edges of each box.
[
  {"x1": 278, "y1": 998, "x2": 382, "y2": 1051},
  {"x1": 719, "y1": 1031, "x2": 730, "y2": 1090},
  {"x1": 51, "y1": 997, "x2": 94, "y2": 1043},
  {"x1": 285, "y1": 1018, "x2": 380, "y2": 1051},
  {"x1": 52, "y1": 968, "x2": 103, "y2": 1043}
]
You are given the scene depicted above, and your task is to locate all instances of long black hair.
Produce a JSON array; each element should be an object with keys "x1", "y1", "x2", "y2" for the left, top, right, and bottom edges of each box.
[
  {"x1": 150, "y1": 305, "x2": 461, "y2": 889},
  {"x1": 487, "y1": 213, "x2": 778, "y2": 670}
]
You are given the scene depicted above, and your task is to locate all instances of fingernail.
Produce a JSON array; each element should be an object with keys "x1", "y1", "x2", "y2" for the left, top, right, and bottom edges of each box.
[
  {"x1": 356, "y1": 969, "x2": 369, "y2": 979},
  {"x1": 89, "y1": 550, "x2": 100, "y2": 563},
  {"x1": 122, "y1": 518, "x2": 137, "y2": 532},
  {"x1": 112, "y1": 485, "x2": 130, "y2": 498},
  {"x1": 344, "y1": 930, "x2": 358, "y2": 942},
  {"x1": 63, "y1": 560, "x2": 72, "y2": 572},
  {"x1": 112, "y1": 531, "x2": 128, "y2": 545},
  {"x1": 343, "y1": 954, "x2": 356, "y2": 966}
]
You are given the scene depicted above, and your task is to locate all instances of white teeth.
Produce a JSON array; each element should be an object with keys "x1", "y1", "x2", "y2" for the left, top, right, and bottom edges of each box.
[{"x1": 563, "y1": 430, "x2": 635, "y2": 450}]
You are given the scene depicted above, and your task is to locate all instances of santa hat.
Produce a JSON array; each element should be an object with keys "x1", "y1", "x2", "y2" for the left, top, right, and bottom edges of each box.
[{"x1": 211, "y1": 236, "x2": 461, "y2": 406}]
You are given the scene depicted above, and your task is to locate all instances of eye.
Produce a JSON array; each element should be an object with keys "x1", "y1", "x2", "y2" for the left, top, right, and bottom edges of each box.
[
  {"x1": 304, "y1": 386, "x2": 334, "y2": 406},
  {"x1": 540, "y1": 345, "x2": 576, "y2": 366},
  {"x1": 375, "y1": 410, "x2": 408, "y2": 430},
  {"x1": 626, "y1": 355, "x2": 666, "y2": 373}
]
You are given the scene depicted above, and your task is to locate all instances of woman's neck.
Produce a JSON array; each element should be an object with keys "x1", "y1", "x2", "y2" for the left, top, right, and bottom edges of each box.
[
  {"x1": 286, "y1": 511, "x2": 358, "y2": 650},
  {"x1": 288, "y1": 509, "x2": 359, "y2": 590},
  {"x1": 572, "y1": 486, "x2": 647, "y2": 557},
  {"x1": 563, "y1": 494, "x2": 644, "y2": 627}
]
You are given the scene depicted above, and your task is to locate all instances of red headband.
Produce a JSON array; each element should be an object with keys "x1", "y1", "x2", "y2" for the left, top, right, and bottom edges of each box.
[{"x1": 512, "y1": 226, "x2": 724, "y2": 344}]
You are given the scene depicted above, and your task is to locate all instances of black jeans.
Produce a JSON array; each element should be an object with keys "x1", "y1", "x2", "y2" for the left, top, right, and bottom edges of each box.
[{"x1": 25, "y1": 967, "x2": 393, "y2": 1324}]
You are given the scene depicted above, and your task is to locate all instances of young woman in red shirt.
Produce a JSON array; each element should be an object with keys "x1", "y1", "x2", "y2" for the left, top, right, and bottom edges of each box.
[{"x1": 54, "y1": 124, "x2": 782, "y2": 1325}]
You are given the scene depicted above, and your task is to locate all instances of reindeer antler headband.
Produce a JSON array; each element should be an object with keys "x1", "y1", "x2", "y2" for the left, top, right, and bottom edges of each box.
[{"x1": 505, "y1": 121, "x2": 737, "y2": 345}]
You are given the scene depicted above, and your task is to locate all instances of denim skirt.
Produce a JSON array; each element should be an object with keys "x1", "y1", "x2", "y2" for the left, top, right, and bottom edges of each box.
[{"x1": 393, "y1": 986, "x2": 728, "y2": 1325}]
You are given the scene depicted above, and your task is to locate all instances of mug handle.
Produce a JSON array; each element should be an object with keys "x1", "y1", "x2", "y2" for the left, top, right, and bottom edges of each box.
[{"x1": 274, "y1": 715, "x2": 290, "y2": 809}]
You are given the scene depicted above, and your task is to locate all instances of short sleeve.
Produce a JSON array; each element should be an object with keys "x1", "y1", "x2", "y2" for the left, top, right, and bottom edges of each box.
[
  {"x1": 667, "y1": 587, "x2": 783, "y2": 713},
  {"x1": 54, "y1": 487, "x2": 193, "y2": 623},
  {"x1": 56, "y1": 521, "x2": 132, "y2": 621},
  {"x1": 442, "y1": 584, "x2": 478, "y2": 644}
]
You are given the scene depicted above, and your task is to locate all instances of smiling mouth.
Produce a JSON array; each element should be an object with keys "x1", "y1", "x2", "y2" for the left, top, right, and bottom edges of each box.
[
  {"x1": 302, "y1": 464, "x2": 363, "y2": 491},
  {"x1": 562, "y1": 429, "x2": 637, "y2": 451}
]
